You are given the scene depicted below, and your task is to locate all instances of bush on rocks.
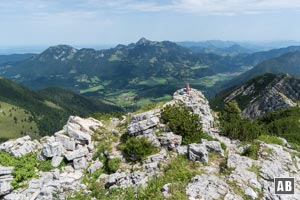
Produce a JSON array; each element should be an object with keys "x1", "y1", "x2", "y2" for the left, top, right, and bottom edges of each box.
[
  {"x1": 219, "y1": 100, "x2": 265, "y2": 141},
  {"x1": 161, "y1": 103, "x2": 211, "y2": 145},
  {"x1": 0, "y1": 152, "x2": 53, "y2": 188},
  {"x1": 241, "y1": 142, "x2": 260, "y2": 160},
  {"x1": 119, "y1": 137, "x2": 159, "y2": 162},
  {"x1": 106, "y1": 158, "x2": 121, "y2": 174}
]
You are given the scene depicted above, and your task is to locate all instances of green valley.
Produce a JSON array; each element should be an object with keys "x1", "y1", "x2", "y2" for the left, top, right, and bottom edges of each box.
[
  {"x1": 0, "y1": 101, "x2": 39, "y2": 141},
  {"x1": 0, "y1": 78, "x2": 122, "y2": 140}
]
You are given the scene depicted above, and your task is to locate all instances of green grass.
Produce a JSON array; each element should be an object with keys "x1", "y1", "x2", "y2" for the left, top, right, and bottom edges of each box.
[
  {"x1": 241, "y1": 142, "x2": 260, "y2": 160},
  {"x1": 106, "y1": 91, "x2": 138, "y2": 107},
  {"x1": 191, "y1": 64, "x2": 209, "y2": 70},
  {"x1": 138, "y1": 77, "x2": 167, "y2": 86},
  {"x1": 69, "y1": 156, "x2": 202, "y2": 200},
  {"x1": 257, "y1": 135, "x2": 284, "y2": 146},
  {"x1": 0, "y1": 101, "x2": 39, "y2": 139},
  {"x1": 43, "y1": 100, "x2": 63, "y2": 110},
  {"x1": 108, "y1": 54, "x2": 121, "y2": 62},
  {"x1": 80, "y1": 85, "x2": 105, "y2": 94},
  {"x1": 0, "y1": 152, "x2": 53, "y2": 189},
  {"x1": 136, "y1": 98, "x2": 152, "y2": 108},
  {"x1": 194, "y1": 72, "x2": 242, "y2": 87}
]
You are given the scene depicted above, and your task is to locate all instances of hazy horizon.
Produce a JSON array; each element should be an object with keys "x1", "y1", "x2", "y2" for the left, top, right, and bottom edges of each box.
[
  {"x1": 1, "y1": 38, "x2": 300, "y2": 54},
  {"x1": 1, "y1": 0, "x2": 300, "y2": 47}
]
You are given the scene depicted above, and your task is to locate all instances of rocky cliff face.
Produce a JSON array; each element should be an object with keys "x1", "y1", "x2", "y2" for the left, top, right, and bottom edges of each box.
[
  {"x1": 0, "y1": 88, "x2": 300, "y2": 200},
  {"x1": 223, "y1": 74, "x2": 300, "y2": 119}
]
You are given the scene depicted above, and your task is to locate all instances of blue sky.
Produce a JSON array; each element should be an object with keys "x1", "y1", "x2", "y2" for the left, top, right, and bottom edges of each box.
[{"x1": 1, "y1": 0, "x2": 300, "y2": 46}]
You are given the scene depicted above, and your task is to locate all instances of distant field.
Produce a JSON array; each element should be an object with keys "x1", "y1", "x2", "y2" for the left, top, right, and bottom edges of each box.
[
  {"x1": 193, "y1": 72, "x2": 242, "y2": 87},
  {"x1": 0, "y1": 101, "x2": 39, "y2": 140},
  {"x1": 138, "y1": 77, "x2": 167, "y2": 86},
  {"x1": 80, "y1": 85, "x2": 105, "y2": 94}
]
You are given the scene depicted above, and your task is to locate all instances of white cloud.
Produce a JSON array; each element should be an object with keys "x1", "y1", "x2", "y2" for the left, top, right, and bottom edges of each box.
[
  {"x1": 1, "y1": 0, "x2": 300, "y2": 17},
  {"x1": 172, "y1": 0, "x2": 300, "y2": 15},
  {"x1": 83, "y1": 0, "x2": 300, "y2": 15}
]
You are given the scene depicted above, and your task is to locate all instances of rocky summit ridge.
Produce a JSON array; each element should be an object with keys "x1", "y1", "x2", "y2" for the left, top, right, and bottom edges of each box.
[
  {"x1": 0, "y1": 88, "x2": 300, "y2": 200},
  {"x1": 220, "y1": 74, "x2": 300, "y2": 119}
]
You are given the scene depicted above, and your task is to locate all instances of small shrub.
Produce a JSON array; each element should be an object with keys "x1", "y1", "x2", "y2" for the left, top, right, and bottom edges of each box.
[
  {"x1": 0, "y1": 152, "x2": 43, "y2": 188},
  {"x1": 219, "y1": 157, "x2": 234, "y2": 175},
  {"x1": 221, "y1": 142, "x2": 227, "y2": 151},
  {"x1": 119, "y1": 137, "x2": 159, "y2": 162},
  {"x1": 219, "y1": 100, "x2": 265, "y2": 141},
  {"x1": 37, "y1": 159, "x2": 53, "y2": 172},
  {"x1": 241, "y1": 142, "x2": 260, "y2": 160},
  {"x1": 161, "y1": 103, "x2": 211, "y2": 144},
  {"x1": 106, "y1": 158, "x2": 121, "y2": 173}
]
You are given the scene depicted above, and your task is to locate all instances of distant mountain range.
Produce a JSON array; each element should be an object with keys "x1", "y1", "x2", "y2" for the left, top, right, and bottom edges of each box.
[
  {"x1": 0, "y1": 54, "x2": 35, "y2": 65},
  {"x1": 1, "y1": 38, "x2": 300, "y2": 108},
  {"x1": 220, "y1": 49, "x2": 300, "y2": 90},
  {"x1": 0, "y1": 38, "x2": 249, "y2": 108},
  {"x1": 0, "y1": 78, "x2": 121, "y2": 140},
  {"x1": 177, "y1": 40, "x2": 300, "y2": 54}
]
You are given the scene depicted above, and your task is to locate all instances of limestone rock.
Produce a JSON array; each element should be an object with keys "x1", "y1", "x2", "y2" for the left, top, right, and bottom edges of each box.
[
  {"x1": 0, "y1": 166, "x2": 14, "y2": 196},
  {"x1": 127, "y1": 109, "x2": 160, "y2": 136},
  {"x1": 88, "y1": 159, "x2": 103, "y2": 174},
  {"x1": 137, "y1": 133, "x2": 161, "y2": 148},
  {"x1": 259, "y1": 143, "x2": 295, "y2": 181},
  {"x1": 224, "y1": 192, "x2": 243, "y2": 200},
  {"x1": 42, "y1": 137, "x2": 63, "y2": 158},
  {"x1": 227, "y1": 154, "x2": 254, "y2": 169},
  {"x1": 73, "y1": 157, "x2": 88, "y2": 170},
  {"x1": 64, "y1": 122, "x2": 91, "y2": 144},
  {"x1": 188, "y1": 143, "x2": 208, "y2": 164},
  {"x1": 157, "y1": 132, "x2": 182, "y2": 150},
  {"x1": 55, "y1": 131, "x2": 76, "y2": 151},
  {"x1": 100, "y1": 171, "x2": 148, "y2": 190},
  {"x1": 64, "y1": 147, "x2": 89, "y2": 161},
  {"x1": 0, "y1": 136, "x2": 42, "y2": 157},
  {"x1": 244, "y1": 187, "x2": 258, "y2": 199},
  {"x1": 186, "y1": 174, "x2": 229, "y2": 200},
  {"x1": 162, "y1": 183, "x2": 171, "y2": 198},
  {"x1": 201, "y1": 139, "x2": 224, "y2": 156},
  {"x1": 0, "y1": 166, "x2": 13, "y2": 176},
  {"x1": 144, "y1": 149, "x2": 169, "y2": 164},
  {"x1": 173, "y1": 88, "x2": 214, "y2": 133},
  {"x1": 51, "y1": 156, "x2": 64, "y2": 167},
  {"x1": 67, "y1": 116, "x2": 103, "y2": 134},
  {"x1": 176, "y1": 145, "x2": 188, "y2": 155}
]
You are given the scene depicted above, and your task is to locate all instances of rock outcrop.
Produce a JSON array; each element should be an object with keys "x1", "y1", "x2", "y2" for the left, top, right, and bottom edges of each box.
[
  {"x1": 1, "y1": 116, "x2": 103, "y2": 200},
  {"x1": 186, "y1": 174, "x2": 230, "y2": 199},
  {"x1": 127, "y1": 109, "x2": 161, "y2": 136},
  {"x1": 0, "y1": 166, "x2": 14, "y2": 196},
  {"x1": 173, "y1": 88, "x2": 214, "y2": 133},
  {"x1": 223, "y1": 74, "x2": 300, "y2": 119},
  {"x1": 0, "y1": 136, "x2": 42, "y2": 157},
  {"x1": 4, "y1": 167, "x2": 85, "y2": 200}
]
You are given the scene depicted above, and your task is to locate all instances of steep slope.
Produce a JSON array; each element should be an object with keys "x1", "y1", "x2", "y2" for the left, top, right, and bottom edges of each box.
[
  {"x1": 220, "y1": 50, "x2": 300, "y2": 89},
  {"x1": 0, "y1": 78, "x2": 121, "y2": 140},
  {"x1": 211, "y1": 73, "x2": 300, "y2": 119},
  {"x1": 237, "y1": 45, "x2": 300, "y2": 66}
]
